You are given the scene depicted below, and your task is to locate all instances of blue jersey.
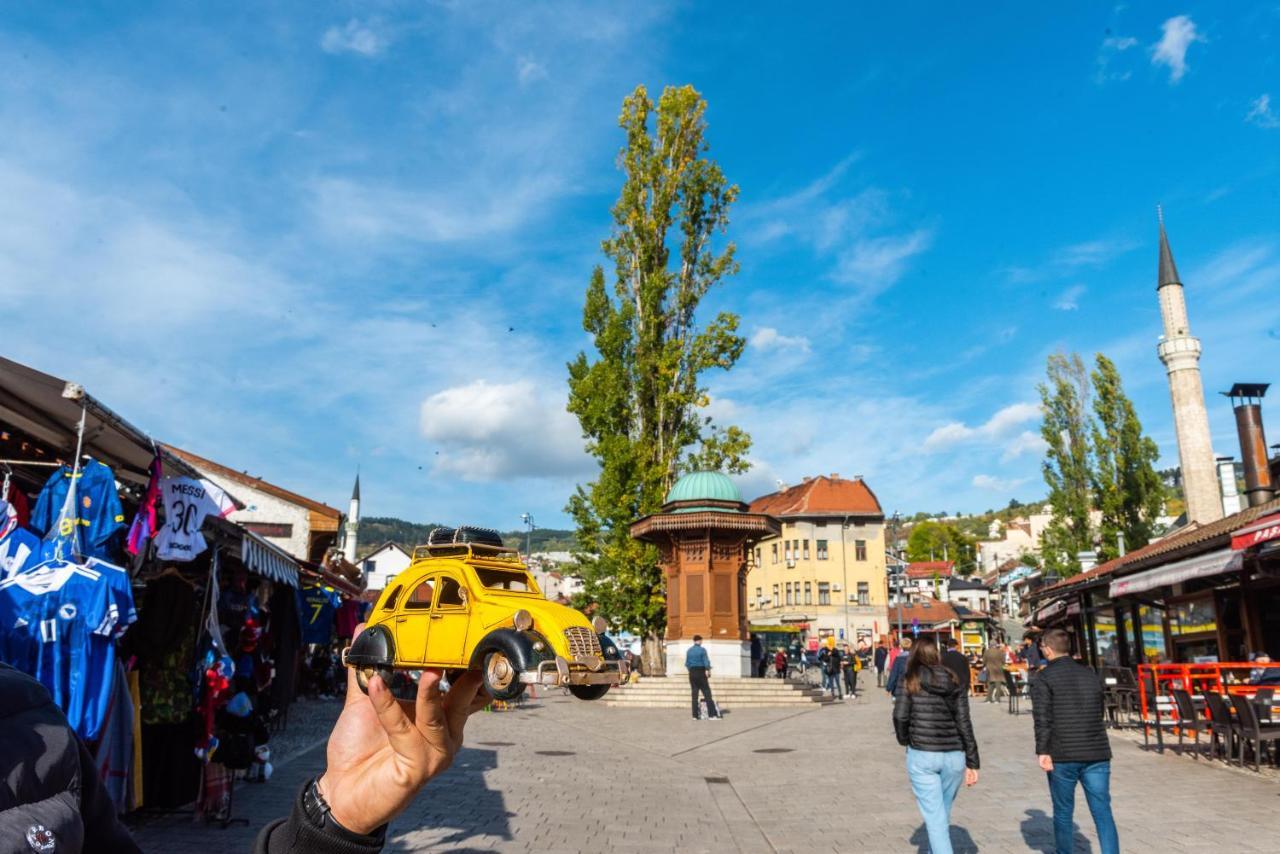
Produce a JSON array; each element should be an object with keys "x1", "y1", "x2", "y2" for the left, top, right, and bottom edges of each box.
[
  {"x1": 0, "y1": 559, "x2": 135, "y2": 739},
  {"x1": 298, "y1": 585, "x2": 341, "y2": 645},
  {"x1": 0, "y1": 526, "x2": 41, "y2": 580},
  {"x1": 30, "y1": 459, "x2": 126, "y2": 560}
]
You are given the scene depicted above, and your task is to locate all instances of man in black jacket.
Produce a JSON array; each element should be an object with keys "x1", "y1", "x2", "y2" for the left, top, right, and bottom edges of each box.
[
  {"x1": 1, "y1": 623, "x2": 490, "y2": 854},
  {"x1": 1029, "y1": 629, "x2": 1119, "y2": 854},
  {"x1": 940, "y1": 637, "x2": 971, "y2": 695}
]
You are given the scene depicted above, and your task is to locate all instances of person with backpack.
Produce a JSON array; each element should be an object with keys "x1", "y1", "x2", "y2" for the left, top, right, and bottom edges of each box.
[{"x1": 892, "y1": 637, "x2": 980, "y2": 854}]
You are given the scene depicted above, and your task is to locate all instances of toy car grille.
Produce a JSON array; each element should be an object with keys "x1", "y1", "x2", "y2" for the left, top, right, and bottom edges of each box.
[{"x1": 563, "y1": 626, "x2": 601, "y2": 659}]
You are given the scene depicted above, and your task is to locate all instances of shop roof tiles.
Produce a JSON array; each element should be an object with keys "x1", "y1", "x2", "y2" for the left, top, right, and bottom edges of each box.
[
  {"x1": 890, "y1": 598, "x2": 960, "y2": 627},
  {"x1": 906, "y1": 561, "x2": 954, "y2": 578},
  {"x1": 747, "y1": 475, "x2": 883, "y2": 518}
]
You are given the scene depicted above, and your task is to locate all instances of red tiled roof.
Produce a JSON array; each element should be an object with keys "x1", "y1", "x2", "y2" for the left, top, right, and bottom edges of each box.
[
  {"x1": 890, "y1": 598, "x2": 959, "y2": 626},
  {"x1": 748, "y1": 475, "x2": 883, "y2": 518},
  {"x1": 906, "y1": 561, "x2": 954, "y2": 578},
  {"x1": 164, "y1": 444, "x2": 341, "y2": 521}
]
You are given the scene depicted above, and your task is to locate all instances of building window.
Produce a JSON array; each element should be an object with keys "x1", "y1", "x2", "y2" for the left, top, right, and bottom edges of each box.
[
  {"x1": 857, "y1": 581, "x2": 870, "y2": 606},
  {"x1": 784, "y1": 542, "x2": 791, "y2": 561},
  {"x1": 772, "y1": 584, "x2": 779, "y2": 607},
  {"x1": 804, "y1": 582, "x2": 812, "y2": 605},
  {"x1": 818, "y1": 582, "x2": 831, "y2": 606},
  {"x1": 755, "y1": 586, "x2": 762, "y2": 607},
  {"x1": 816, "y1": 539, "x2": 829, "y2": 560},
  {"x1": 363, "y1": 558, "x2": 377, "y2": 574},
  {"x1": 855, "y1": 539, "x2": 867, "y2": 561},
  {"x1": 785, "y1": 583, "x2": 793, "y2": 605},
  {"x1": 755, "y1": 547, "x2": 761, "y2": 566},
  {"x1": 772, "y1": 543, "x2": 778, "y2": 564},
  {"x1": 802, "y1": 540, "x2": 810, "y2": 560}
]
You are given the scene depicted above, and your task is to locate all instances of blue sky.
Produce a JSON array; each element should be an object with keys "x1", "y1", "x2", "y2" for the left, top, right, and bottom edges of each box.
[{"x1": 2, "y1": 4, "x2": 1278, "y2": 528}]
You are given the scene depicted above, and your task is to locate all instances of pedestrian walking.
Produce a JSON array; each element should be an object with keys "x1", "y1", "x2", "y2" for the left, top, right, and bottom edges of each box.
[
  {"x1": 982, "y1": 642, "x2": 1007, "y2": 703},
  {"x1": 874, "y1": 640, "x2": 889, "y2": 687},
  {"x1": 842, "y1": 643, "x2": 858, "y2": 696},
  {"x1": 818, "y1": 637, "x2": 844, "y2": 699},
  {"x1": 940, "y1": 637, "x2": 971, "y2": 695},
  {"x1": 685, "y1": 635, "x2": 721, "y2": 720},
  {"x1": 892, "y1": 637, "x2": 980, "y2": 854},
  {"x1": 1030, "y1": 629, "x2": 1119, "y2": 854},
  {"x1": 774, "y1": 648, "x2": 788, "y2": 678},
  {"x1": 750, "y1": 632, "x2": 764, "y2": 679},
  {"x1": 886, "y1": 637, "x2": 913, "y2": 696}
]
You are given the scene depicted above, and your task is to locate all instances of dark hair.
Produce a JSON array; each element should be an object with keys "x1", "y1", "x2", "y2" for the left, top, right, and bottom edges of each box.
[
  {"x1": 1042, "y1": 629, "x2": 1070, "y2": 655},
  {"x1": 944, "y1": 637, "x2": 958, "y2": 649},
  {"x1": 693, "y1": 635, "x2": 703, "y2": 642},
  {"x1": 903, "y1": 637, "x2": 955, "y2": 695}
]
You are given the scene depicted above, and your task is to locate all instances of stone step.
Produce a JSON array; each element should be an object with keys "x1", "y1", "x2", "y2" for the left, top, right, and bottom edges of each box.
[{"x1": 601, "y1": 678, "x2": 835, "y2": 707}]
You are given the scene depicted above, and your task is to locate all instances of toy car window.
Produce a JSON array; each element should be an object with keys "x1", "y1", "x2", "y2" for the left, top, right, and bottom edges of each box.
[
  {"x1": 383, "y1": 585, "x2": 402, "y2": 610},
  {"x1": 435, "y1": 576, "x2": 465, "y2": 609},
  {"x1": 405, "y1": 578, "x2": 435, "y2": 609},
  {"x1": 474, "y1": 567, "x2": 534, "y2": 591}
]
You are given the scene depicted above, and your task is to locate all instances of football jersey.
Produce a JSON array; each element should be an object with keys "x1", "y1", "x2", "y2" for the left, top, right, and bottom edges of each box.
[
  {"x1": 298, "y1": 585, "x2": 341, "y2": 645},
  {"x1": 0, "y1": 525, "x2": 40, "y2": 580},
  {"x1": 0, "y1": 558, "x2": 136, "y2": 739},
  {"x1": 29, "y1": 459, "x2": 126, "y2": 560},
  {"x1": 153, "y1": 476, "x2": 236, "y2": 562}
]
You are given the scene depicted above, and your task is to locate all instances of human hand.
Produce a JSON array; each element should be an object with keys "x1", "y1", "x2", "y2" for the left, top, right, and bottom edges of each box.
[
  {"x1": 964, "y1": 768, "x2": 978, "y2": 787},
  {"x1": 1038, "y1": 754, "x2": 1054, "y2": 772},
  {"x1": 317, "y1": 624, "x2": 492, "y2": 835}
]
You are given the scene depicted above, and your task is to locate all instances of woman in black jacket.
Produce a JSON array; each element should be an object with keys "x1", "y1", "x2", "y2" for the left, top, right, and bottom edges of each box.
[{"x1": 892, "y1": 638, "x2": 980, "y2": 854}]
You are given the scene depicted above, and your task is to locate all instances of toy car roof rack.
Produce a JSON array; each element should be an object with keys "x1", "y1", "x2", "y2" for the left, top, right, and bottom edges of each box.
[{"x1": 413, "y1": 525, "x2": 519, "y2": 561}]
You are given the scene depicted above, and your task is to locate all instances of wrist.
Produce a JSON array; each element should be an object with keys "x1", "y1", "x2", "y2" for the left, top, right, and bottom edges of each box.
[{"x1": 310, "y1": 775, "x2": 386, "y2": 841}]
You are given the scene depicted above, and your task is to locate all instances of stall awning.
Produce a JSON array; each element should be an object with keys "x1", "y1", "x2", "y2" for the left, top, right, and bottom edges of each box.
[
  {"x1": 1034, "y1": 599, "x2": 1067, "y2": 623},
  {"x1": 1231, "y1": 513, "x2": 1280, "y2": 551},
  {"x1": 241, "y1": 529, "x2": 300, "y2": 588},
  {"x1": 1109, "y1": 548, "x2": 1242, "y2": 597}
]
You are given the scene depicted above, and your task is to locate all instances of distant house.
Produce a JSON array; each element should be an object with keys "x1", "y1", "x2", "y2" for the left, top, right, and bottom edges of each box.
[
  {"x1": 902, "y1": 561, "x2": 954, "y2": 602},
  {"x1": 946, "y1": 576, "x2": 991, "y2": 612},
  {"x1": 525, "y1": 551, "x2": 584, "y2": 602},
  {"x1": 360, "y1": 542, "x2": 413, "y2": 592},
  {"x1": 888, "y1": 595, "x2": 993, "y2": 653}
]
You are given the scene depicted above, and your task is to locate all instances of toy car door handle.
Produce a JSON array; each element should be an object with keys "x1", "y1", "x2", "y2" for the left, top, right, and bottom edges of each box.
[
  {"x1": 430, "y1": 614, "x2": 443, "y2": 620},
  {"x1": 395, "y1": 616, "x2": 408, "y2": 622}
]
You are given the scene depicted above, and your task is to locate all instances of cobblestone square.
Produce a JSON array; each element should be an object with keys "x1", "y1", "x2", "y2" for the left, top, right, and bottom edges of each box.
[{"x1": 132, "y1": 685, "x2": 1279, "y2": 852}]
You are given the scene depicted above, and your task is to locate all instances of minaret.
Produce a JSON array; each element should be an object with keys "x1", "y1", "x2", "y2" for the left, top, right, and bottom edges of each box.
[
  {"x1": 343, "y1": 472, "x2": 360, "y2": 562},
  {"x1": 1155, "y1": 210, "x2": 1223, "y2": 524}
]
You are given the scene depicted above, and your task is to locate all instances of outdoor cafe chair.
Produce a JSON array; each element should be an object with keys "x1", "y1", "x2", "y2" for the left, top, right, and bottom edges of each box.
[
  {"x1": 1171, "y1": 689, "x2": 1209, "y2": 760},
  {"x1": 1201, "y1": 691, "x2": 1240, "y2": 763},
  {"x1": 1229, "y1": 693, "x2": 1280, "y2": 772},
  {"x1": 1255, "y1": 688, "x2": 1275, "y2": 724},
  {"x1": 1004, "y1": 671, "x2": 1030, "y2": 716}
]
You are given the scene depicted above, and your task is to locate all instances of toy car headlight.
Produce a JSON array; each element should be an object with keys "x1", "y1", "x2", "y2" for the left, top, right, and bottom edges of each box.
[
  {"x1": 513, "y1": 609, "x2": 534, "y2": 631},
  {"x1": 591, "y1": 616, "x2": 608, "y2": 634}
]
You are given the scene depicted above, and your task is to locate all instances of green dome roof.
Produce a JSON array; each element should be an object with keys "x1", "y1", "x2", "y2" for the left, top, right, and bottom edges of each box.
[{"x1": 664, "y1": 471, "x2": 742, "y2": 511}]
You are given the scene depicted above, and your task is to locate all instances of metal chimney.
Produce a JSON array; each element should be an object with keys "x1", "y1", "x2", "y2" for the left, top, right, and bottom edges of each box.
[
  {"x1": 1217, "y1": 456, "x2": 1242, "y2": 516},
  {"x1": 1222, "y1": 384, "x2": 1275, "y2": 507}
]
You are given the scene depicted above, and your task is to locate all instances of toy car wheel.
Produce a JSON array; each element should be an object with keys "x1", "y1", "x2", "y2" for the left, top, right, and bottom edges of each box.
[
  {"x1": 483, "y1": 650, "x2": 526, "y2": 701},
  {"x1": 568, "y1": 684, "x2": 610, "y2": 701},
  {"x1": 354, "y1": 665, "x2": 395, "y2": 694}
]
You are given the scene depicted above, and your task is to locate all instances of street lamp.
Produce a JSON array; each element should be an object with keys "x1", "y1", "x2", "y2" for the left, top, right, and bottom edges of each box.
[
  {"x1": 889, "y1": 511, "x2": 905, "y2": 641},
  {"x1": 520, "y1": 513, "x2": 535, "y2": 559}
]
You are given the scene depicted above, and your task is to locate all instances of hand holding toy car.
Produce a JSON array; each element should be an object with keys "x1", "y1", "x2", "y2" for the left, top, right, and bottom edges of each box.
[{"x1": 317, "y1": 623, "x2": 492, "y2": 836}]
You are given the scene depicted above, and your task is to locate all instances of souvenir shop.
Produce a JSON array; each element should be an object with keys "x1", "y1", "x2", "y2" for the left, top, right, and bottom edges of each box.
[{"x1": 0, "y1": 357, "x2": 316, "y2": 823}]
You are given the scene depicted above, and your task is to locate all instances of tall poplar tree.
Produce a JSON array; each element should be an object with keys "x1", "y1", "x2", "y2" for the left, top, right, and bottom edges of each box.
[
  {"x1": 1038, "y1": 352, "x2": 1094, "y2": 576},
  {"x1": 1090, "y1": 354, "x2": 1164, "y2": 561},
  {"x1": 566, "y1": 85, "x2": 751, "y2": 670}
]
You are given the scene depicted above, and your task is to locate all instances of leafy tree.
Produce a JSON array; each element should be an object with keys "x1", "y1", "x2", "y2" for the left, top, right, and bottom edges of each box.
[
  {"x1": 1038, "y1": 352, "x2": 1094, "y2": 576},
  {"x1": 565, "y1": 85, "x2": 750, "y2": 672},
  {"x1": 905, "y1": 521, "x2": 978, "y2": 575},
  {"x1": 1090, "y1": 354, "x2": 1163, "y2": 561}
]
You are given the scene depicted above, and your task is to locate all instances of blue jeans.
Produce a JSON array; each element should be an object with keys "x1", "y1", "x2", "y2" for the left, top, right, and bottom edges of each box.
[
  {"x1": 906, "y1": 747, "x2": 966, "y2": 854},
  {"x1": 1047, "y1": 760, "x2": 1119, "y2": 854},
  {"x1": 822, "y1": 671, "x2": 842, "y2": 697}
]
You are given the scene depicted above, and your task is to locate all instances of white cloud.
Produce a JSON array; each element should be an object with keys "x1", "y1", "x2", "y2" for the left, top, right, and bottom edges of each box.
[
  {"x1": 320, "y1": 19, "x2": 389, "y2": 57},
  {"x1": 924, "y1": 402, "x2": 1040, "y2": 450},
  {"x1": 833, "y1": 229, "x2": 934, "y2": 290},
  {"x1": 1151, "y1": 15, "x2": 1204, "y2": 84},
  {"x1": 1001, "y1": 431, "x2": 1048, "y2": 462},
  {"x1": 1246, "y1": 94, "x2": 1279, "y2": 129},
  {"x1": 1095, "y1": 34, "x2": 1138, "y2": 83},
  {"x1": 750, "y1": 327, "x2": 811, "y2": 353},
  {"x1": 972, "y1": 474, "x2": 1028, "y2": 492},
  {"x1": 419, "y1": 380, "x2": 590, "y2": 481},
  {"x1": 1003, "y1": 237, "x2": 1137, "y2": 284},
  {"x1": 1053, "y1": 284, "x2": 1085, "y2": 311},
  {"x1": 516, "y1": 56, "x2": 547, "y2": 85}
]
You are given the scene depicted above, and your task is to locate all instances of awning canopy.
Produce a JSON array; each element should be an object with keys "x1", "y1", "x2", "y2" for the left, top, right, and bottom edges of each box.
[
  {"x1": 1109, "y1": 548, "x2": 1242, "y2": 597},
  {"x1": 240, "y1": 529, "x2": 300, "y2": 588},
  {"x1": 1034, "y1": 599, "x2": 1067, "y2": 623},
  {"x1": 1231, "y1": 513, "x2": 1280, "y2": 551}
]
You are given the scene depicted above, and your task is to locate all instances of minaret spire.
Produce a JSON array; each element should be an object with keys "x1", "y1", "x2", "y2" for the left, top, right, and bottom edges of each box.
[
  {"x1": 1154, "y1": 211, "x2": 1223, "y2": 524},
  {"x1": 343, "y1": 469, "x2": 361, "y2": 562}
]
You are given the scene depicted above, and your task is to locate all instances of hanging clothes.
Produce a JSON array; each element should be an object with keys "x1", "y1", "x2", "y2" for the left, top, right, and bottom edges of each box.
[
  {"x1": 3, "y1": 480, "x2": 31, "y2": 528},
  {"x1": 126, "y1": 453, "x2": 163, "y2": 556},
  {"x1": 29, "y1": 458, "x2": 126, "y2": 560},
  {"x1": 92, "y1": 660, "x2": 134, "y2": 815},
  {"x1": 0, "y1": 499, "x2": 40, "y2": 580},
  {"x1": 0, "y1": 556, "x2": 136, "y2": 739},
  {"x1": 297, "y1": 584, "x2": 341, "y2": 645},
  {"x1": 153, "y1": 476, "x2": 235, "y2": 562}
]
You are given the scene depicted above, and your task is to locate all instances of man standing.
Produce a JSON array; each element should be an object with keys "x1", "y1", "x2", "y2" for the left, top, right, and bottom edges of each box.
[
  {"x1": 885, "y1": 637, "x2": 913, "y2": 696},
  {"x1": 983, "y1": 642, "x2": 1007, "y2": 703},
  {"x1": 941, "y1": 637, "x2": 972, "y2": 695},
  {"x1": 874, "y1": 640, "x2": 889, "y2": 688},
  {"x1": 818, "y1": 638, "x2": 844, "y2": 700},
  {"x1": 1030, "y1": 629, "x2": 1118, "y2": 854},
  {"x1": 750, "y1": 632, "x2": 764, "y2": 678},
  {"x1": 685, "y1": 635, "x2": 721, "y2": 720}
]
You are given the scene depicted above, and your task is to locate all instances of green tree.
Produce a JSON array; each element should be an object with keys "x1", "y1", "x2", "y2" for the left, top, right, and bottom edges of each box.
[
  {"x1": 1038, "y1": 352, "x2": 1094, "y2": 577},
  {"x1": 905, "y1": 521, "x2": 978, "y2": 575},
  {"x1": 565, "y1": 85, "x2": 750, "y2": 672},
  {"x1": 1090, "y1": 354, "x2": 1164, "y2": 561}
]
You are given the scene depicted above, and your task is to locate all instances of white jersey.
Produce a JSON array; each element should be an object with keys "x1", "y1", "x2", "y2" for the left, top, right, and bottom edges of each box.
[{"x1": 153, "y1": 476, "x2": 235, "y2": 561}]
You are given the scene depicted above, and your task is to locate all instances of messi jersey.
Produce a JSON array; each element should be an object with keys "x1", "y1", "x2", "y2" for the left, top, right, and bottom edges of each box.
[
  {"x1": 29, "y1": 459, "x2": 127, "y2": 560},
  {"x1": 0, "y1": 559, "x2": 136, "y2": 739}
]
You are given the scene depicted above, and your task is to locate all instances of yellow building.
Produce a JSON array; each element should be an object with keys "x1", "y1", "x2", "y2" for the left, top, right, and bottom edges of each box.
[{"x1": 747, "y1": 475, "x2": 889, "y2": 648}]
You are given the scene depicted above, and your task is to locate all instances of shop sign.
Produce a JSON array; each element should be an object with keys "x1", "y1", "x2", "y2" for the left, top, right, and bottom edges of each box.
[{"x1": 1231, "y1": 512, "x2": 1280, "y2": 551}]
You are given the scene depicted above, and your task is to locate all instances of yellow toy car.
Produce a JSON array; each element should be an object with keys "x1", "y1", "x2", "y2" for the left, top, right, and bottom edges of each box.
[{"x1": 343, "y1": 526, "x2": 627, "y2": 701}]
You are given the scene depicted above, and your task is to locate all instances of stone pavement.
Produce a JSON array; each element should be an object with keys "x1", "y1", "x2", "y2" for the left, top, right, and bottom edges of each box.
[{"x1": 131, "y1": 684, "x2": 1279, "y2": 853}]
